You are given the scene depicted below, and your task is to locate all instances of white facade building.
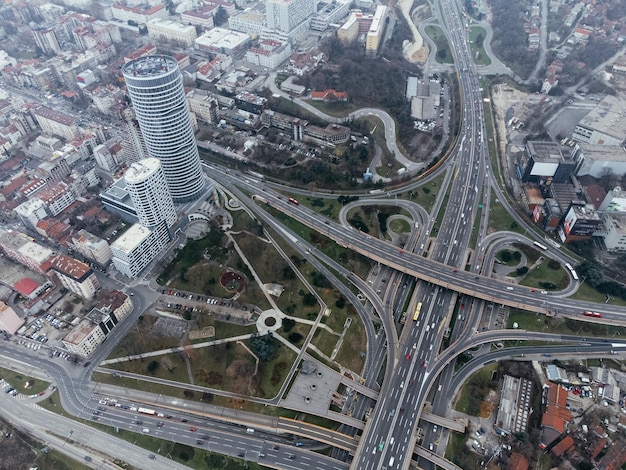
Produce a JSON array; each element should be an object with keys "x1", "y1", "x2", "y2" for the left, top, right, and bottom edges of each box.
[
  {"x1": 15, "y1": 198, "x2": 48, "y2": 230},
  {"x1": 266, "y1": 0, "x2": 315, "y2": 33},
  {"x1": 71, "y1": 229, "x2": 113, "y2": 266},
  {"x1": 245, "y1": 39, "x2": 292, "y2": 68},
  {"x1": 597, "y1": 213, "x2": 626, "y2": 253},
  {"x1": 121, "y1": 55, "x2": 205, "y2": 203},
  {"x1": 110, "y1": 223, "x2": 170, "y2": 278},
  {"x1": 147, "y1": 18, "x2": 198, "y2": 47},
  {"x1": 124, "y1": 158, "x2": 177, "y2": 229}
]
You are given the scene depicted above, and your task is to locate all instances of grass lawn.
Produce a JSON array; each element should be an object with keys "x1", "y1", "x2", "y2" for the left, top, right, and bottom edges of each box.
[
  {"x1": 519, "y1": 260, "x2": 569, "y2": 290},
  {"x1": 107, "y1": 315, "x2": 180, "y2": 359},
  {"x1": 307, "y1": 100, "x2": 358, "y2": 118},
  {"x1": 389, "y1": 218, "x2": 411, "y2": 234},
  {"x1": 569, "y1": 281, "x2": 626, "y2": 306},
  {"x1": 333, "y1": 313, "x2": 367, "y2": 374},
  {"x1": 468, "y1": 26, "x2": 491, "y2": 66},
  {"x1": 508, "y1": 309, "x2": 626, "y2": 337},
  {"x1": 301, "y1": 195, "x2": 340, "y2": 220},
  {"x1": 396, "y1": 174, "x2": 445, "y2": 213},
  {"x1": 487, "y1": 193, "x2": 522, "y2": 234},
  {"x1": 266, "y1": 207, "x2": 373, "y2": 281},
  {"x1": 311, "y1": 328, "x2": 339, "y2": 358},
  {"x1": 425, "y1": 25, "x2": 454, "y2": 64},
  {"x1": 0, "y1": 365, "x2": 49, "y2": 395},
  {"x1": 231, "y1": 231, "x2": 313, "y2": 320},
  {"x1": 445, "y1": 431, "x2": 475, "y2": 468},
  {"x1": 454, "y1": 363, "x2": 498, "y2": 415}
]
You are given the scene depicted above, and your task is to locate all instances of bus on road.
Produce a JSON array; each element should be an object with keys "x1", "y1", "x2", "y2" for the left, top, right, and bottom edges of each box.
[{"x1": 413, "y1": 302, "x2": 422, "y2": 321}]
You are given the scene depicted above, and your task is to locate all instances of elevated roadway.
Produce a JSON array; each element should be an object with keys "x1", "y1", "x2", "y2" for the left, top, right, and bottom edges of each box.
[{"x1": 420, "y1": 412, "x2": 467, "y2": 433}]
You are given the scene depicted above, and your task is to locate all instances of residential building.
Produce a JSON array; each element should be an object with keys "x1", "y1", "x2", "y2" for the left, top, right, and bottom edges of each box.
[
  {"x1": 70, "y1": 229, "x2": 113, "y2": 266},
  {"x1": 38, "y1": 182, "x2": 75, "y2": 217},
  {"x1": 110, "y1": 223, "x2": 170, "y2": 278},
  {"x1": 93, "y1": 143, "x2": 120, "y2": 173},
  {"x1": 124, "y1": 158, "x2": 177, "y2": 229},
  {"x1": 62, "y1": 291, "x2": 131, "y2": 357},
  {"x1": 187, "y1": 90, "x2": 220, "y2": 125},
  {"x1": 365, "y1": 6, "x2": 388, "y2": 56},
  {"x1": 0, "y1": 302, "x2": 24, "y2": 335},
  {"x1": 121, "y1": 55, "x2": 205, "y2": 203},
  {"x1": 46, "y1": 255, "x2": 100, "y2": 299},
  {"x1": 311, "y1": 89, "x2": 349, "y2": 102},
  {"x1": 15, "y1": 198, "x2": 48, "y2": 231},
  {"x1": 0, "y1": 229, "x2": 54, "y2": 274},
  {"x1": 32, "y1": 106, "x2": 80, "y2": 141}
]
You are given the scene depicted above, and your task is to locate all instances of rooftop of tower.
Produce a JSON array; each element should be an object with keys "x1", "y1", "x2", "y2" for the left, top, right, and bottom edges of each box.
[
  {"x1": 122, "y1": 55, "x2": 177, "y2": 78},
  {"x1": 125, "y1": 158, "x2": 160, "y2": 184}
]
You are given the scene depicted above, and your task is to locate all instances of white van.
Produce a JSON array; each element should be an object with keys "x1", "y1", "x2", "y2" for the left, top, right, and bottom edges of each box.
[{"x1": 389, "y1": 457, "x2": 395, "y2": 466}]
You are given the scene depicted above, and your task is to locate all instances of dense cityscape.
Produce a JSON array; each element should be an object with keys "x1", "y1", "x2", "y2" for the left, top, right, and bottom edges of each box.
[{"x1": 0, "y1": 0, "x2": 626, "y2": 469}]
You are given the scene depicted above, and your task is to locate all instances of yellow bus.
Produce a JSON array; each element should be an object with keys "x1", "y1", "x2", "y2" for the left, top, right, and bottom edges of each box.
[{"x1": 413, "y1": 302, "x2": 422, "y2": 321}]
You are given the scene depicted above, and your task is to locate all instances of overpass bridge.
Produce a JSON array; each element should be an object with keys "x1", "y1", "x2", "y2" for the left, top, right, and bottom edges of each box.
[
  {"x1": 412, "y1": 446, "x2": 463, "y2": 470},
  {"x1": 420, "y1": 411, "x2": 467, "y2": 433},
  {"x1": 340, "y1": 377, "x2": 380, "y2": 400}
]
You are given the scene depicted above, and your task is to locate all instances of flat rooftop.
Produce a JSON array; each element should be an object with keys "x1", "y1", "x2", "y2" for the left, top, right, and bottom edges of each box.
[{"x1": 122, "y1": 55, "x2": 178, "y2": 79}]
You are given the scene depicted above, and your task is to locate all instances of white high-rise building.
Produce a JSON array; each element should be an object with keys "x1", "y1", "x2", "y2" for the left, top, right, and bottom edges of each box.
[
  {"x1": 124, "y1": 158, "x2": 176, "y2": 229},
  {"x1": 121, "y1": 55, "x2": 205, "y2": 203},
  {"x1": 266, "y1": 0, "x2": 315, "y2": 33}
]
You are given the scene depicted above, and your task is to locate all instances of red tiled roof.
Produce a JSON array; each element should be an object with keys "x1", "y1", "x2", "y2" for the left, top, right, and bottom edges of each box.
[
  {"x1": 551, "y1": 435, "x2": 575, "y2": 457},
  {"x1": 14, "y1": 278, "x2": 40, "y2": 296}
]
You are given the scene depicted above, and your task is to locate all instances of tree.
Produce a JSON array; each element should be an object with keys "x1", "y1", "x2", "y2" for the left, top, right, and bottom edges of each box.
[
  {"x1": 147, "y1": 360, "x2": 159, "y2": 374},
  {"x1": 250, "y1": 333, "x2": 278, "y2": 361},
  {"x1": 288, "y1": 332, "x2": 303, "y2": 344},
  {"x1": 282, "y1": 318, "x2": 296, "y2": 332}
]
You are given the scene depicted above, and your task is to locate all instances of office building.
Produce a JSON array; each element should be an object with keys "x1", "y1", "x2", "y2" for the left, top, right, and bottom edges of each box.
[
  {"x1": 572, "y1": 95, "x2": 626, "y2": 147},
  {"x1": 121, "y1": 55, "x2": 205, "y2": 203},
  {"x1": 124, "y1": 158, "x2": 177, "y2": 229}
]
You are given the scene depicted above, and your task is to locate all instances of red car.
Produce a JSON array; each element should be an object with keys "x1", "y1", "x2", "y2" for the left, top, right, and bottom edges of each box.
[
  {"x1": 190, "y1": 427, "x2": 197, "y2": 432},
  {"x1": 405, "y1": 353, "x2": 411, "y2": 360}
]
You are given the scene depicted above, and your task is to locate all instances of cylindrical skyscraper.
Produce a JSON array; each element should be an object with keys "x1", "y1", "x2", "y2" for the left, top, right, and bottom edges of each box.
[
  {"x1": 124, "y1": 158, "x2": 177, "y2": 229},
  {"x1": 122, "y1": 55, "x2": 205, "y2": 203}
]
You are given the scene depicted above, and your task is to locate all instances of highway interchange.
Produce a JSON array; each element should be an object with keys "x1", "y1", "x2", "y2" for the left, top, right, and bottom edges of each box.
[{"x1": 1, "y1": 1, "x2": 626, "y2": 469}]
